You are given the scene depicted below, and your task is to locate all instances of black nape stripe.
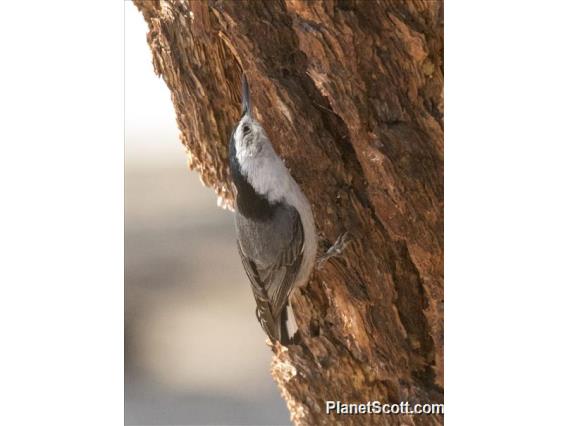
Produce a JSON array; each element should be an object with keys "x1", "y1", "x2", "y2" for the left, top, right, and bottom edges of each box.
[{"x1": 229, "y1": 127, "x2": 278, "y2": 221}]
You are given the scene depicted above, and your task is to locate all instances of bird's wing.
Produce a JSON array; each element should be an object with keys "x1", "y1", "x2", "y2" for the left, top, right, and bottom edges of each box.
[{"x1": 236, "y1": 205, "x2": 304, "y2": 342}]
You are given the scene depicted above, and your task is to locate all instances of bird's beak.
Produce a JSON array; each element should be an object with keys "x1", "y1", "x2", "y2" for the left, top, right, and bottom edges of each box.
[{"x1": 241, "y1": 74, "x2": 253, "y2": 119}]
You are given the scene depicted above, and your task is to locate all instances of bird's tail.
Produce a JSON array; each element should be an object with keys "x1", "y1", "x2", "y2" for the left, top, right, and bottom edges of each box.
[
  {"x1": 279, "y1": 305, "x2": 290, "y2": 344},
  {"x1": 278, "y1": 303, "x2": 298, "y2": 345}
]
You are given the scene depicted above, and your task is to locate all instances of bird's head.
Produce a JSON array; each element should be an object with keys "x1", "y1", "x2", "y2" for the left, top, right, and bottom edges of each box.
[{"x1": 232, "y1": 75, "x2": 270, "y2": 159}]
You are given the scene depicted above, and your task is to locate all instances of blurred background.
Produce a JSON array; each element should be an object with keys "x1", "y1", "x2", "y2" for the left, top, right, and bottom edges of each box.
[{"x1": 125, "y1": 3, "x2": 289, "y2": 425}]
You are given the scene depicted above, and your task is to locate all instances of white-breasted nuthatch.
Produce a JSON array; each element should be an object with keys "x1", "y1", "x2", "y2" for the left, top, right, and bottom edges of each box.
[{"x1": 229, "y1": 75, "x2": 317, "y2": 345}]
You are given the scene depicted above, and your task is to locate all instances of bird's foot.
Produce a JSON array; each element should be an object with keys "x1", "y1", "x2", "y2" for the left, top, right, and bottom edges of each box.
[{"x1": 317, "y1": 232, "x2": 351, "y2": 269}]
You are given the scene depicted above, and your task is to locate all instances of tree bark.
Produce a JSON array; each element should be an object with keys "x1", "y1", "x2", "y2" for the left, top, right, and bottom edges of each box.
[{"x1": 133, "y1": 1, "x2": 443, "y2": 425}]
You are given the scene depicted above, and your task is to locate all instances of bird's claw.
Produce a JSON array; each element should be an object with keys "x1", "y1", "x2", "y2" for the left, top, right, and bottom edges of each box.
[{"x1": 317, "y1": 232, "x2": 351, "y2": 269}]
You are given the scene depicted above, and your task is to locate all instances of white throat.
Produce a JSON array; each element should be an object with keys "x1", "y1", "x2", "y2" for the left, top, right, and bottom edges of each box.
[{"x1": 236, "y1": 138, "x2": 294, "y2": 205}]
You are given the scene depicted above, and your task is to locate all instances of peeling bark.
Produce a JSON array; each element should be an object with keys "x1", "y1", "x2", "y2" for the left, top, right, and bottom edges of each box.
[{"x1": 133, "y1": 1, "x2": 443, "y2": 424}]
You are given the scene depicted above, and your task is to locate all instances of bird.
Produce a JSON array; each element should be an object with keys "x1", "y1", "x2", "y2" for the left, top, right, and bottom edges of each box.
[{"x1": 228, "y1": 75, "x2": 317, "y2": 345}]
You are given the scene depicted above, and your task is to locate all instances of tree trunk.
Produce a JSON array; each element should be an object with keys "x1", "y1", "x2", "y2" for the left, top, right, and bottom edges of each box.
[{"x1": 133, "y1": 1, "x2": 444, "y2": 424}]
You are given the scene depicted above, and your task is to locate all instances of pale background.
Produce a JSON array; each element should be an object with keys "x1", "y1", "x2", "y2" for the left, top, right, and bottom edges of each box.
[{"x1": 125, "y1": 3, "x2": 289, "y2": 424}]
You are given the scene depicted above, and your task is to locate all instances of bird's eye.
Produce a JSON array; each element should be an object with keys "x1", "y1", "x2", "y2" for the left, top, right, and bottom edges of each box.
[{"x1": 242, "y1": 124, "x2": 251, "y2": 135}]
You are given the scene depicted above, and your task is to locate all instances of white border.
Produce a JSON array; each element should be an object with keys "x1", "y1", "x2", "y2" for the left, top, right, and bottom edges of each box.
[
  {"x1": 446, "y1": 1, "x2": 568, "y2": 424},
  {"x1": 0, "y1": 1, "x2": 124, "y2": 425}
]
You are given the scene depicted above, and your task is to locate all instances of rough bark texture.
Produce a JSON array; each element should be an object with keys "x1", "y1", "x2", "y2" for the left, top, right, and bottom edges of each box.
[{"x1": 133, "y1": 1, "x2": 443, "y2": 424}]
